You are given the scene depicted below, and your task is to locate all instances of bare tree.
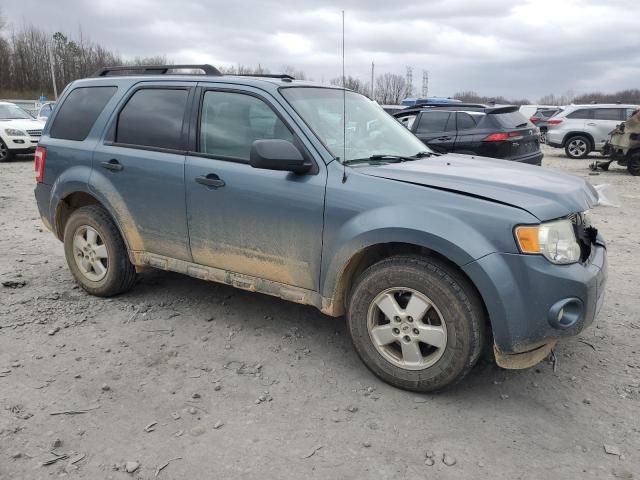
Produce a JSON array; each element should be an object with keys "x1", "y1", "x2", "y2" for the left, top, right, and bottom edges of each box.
[
  {"x1": 330, "y1": 75, "x2": 370, "y2": 97},
  {"x1": 374, "y1": 73, "x2": 406, "y2": 105},
  {"x1": 280, "y1": 64, "x2": 307, "y2": 80}
]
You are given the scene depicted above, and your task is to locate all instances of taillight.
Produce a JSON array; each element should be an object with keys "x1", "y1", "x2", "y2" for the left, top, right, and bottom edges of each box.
[
  {"x1": 546, "y1": 119, "x2": 563, "y2": 126},
  {"x1": 530, "y1": 116, "x2": 541, "y2": 123},
  {"x1": 482, "y1": 132, "x2": 523, "y2": 142},
  {"x1": 35, "y1": 146, "x2": 46, "y2": 183}
]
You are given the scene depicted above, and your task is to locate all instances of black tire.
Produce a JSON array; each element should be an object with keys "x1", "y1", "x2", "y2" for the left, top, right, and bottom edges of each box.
[
  {"x1": 63, "y1": 205, "x2": 136, "y2": 296},
  {"x1": 564, "y1": 135, "x2": 591, "y2": 159},
  {"x1": 627, "y1": 153, "x2": 640, "y2": 176},
  {"x1": 347, "y1": 255, "x2": 486, "y2": 392},
  {"x1": 0, "y1": 139, "x2": 14, "y2": 163}
]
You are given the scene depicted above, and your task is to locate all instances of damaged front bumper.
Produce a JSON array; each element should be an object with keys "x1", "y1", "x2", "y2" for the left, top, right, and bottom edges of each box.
[{"x1": 463, "y1": 236, "x2": 607, "y2": 368}]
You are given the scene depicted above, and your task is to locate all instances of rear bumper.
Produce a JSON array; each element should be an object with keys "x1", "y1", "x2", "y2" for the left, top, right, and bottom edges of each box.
[
  {"x1": 512, "y1": 151, "x2": 543, "y2": 166},
  {"x1": 463, "y1": 237, "x2": 607, "y2": 355},
  {"x1": 34, "y1": 183, "x2": 55, "y2": 233}
]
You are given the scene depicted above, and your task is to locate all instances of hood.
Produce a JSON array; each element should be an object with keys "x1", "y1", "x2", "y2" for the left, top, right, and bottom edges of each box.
[
  {"x1": 356, "y1": 154, "x2": 597, "y2": 220},
  {"x1": 0, "y1": 118, "x2": 46, "y2": 132}
]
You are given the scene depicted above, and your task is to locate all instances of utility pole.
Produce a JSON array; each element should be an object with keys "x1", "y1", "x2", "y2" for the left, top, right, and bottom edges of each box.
[
  {"x1": 49, "y1": 46, "x2": 58, "y2": 100},
  {"x1": 422, "y1": 70, "x2": 429, "y2": 98},
  {"x1": 371, "y1": 61, "x2": 374, "y2": 100},
  {"x1": 405, "y1": 66, "x2": 413, "y2": 97}
]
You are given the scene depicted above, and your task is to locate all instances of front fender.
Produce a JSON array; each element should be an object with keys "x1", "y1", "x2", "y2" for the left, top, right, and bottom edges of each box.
[{"x1": 320, "y1": 203, "x2": 521, "y2": 301}]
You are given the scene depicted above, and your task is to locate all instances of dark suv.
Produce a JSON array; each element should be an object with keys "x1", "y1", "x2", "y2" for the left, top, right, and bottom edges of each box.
[
  {"x1": 394, "y1": 105, "x2": 543, "y2": 165},
  {"x1": 34, "y1": 65, "x2": 606, "y2": 392}
]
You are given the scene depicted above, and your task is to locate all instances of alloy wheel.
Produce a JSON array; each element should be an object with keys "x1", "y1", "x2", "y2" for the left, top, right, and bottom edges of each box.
[
  {"x1": 72, "y1": 225, "x2": 109, "y2": 282},
  {"x1": 367, "y1": 287, "x2": 447, "y2": 370},
  {"x1": 567, "y1": 138, "x2": 588, "y2": 158}
]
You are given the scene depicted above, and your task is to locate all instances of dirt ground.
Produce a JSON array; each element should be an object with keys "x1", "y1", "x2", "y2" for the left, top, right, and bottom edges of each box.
[{"x1": 1, "y1": 146, "x2": 638, "y2": 480}]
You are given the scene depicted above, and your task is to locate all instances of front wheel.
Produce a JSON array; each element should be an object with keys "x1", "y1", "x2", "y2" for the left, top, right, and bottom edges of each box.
[
  {"x1": 347, "y1": 255, "x2": 486, "y2": 392},
  {"x1": 564, "y1": 136, "x2": 591, "y2": 159},
  {"x1": 0, "y1": 140, "x2": 14, "y2": 163},
  {"x1": 628, "y1": 153, "x2": 640, "y2": 176}
]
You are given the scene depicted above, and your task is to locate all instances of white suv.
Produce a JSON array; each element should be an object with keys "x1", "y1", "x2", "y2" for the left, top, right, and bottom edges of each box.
[
  {"x1": 546, "y1": 104, "x2": 638, "y2": 158},
  {"x1": 0, "y1": 101, "x2": 46, "y2": 162}
]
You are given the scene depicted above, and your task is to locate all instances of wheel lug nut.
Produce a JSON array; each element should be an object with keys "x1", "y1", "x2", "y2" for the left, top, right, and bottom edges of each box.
[
  {"x1": 413, "y1": 328, "x2": 419, "y2": 335},
  {"x1": 403, "y1": 335, "x2": 411, "y2": 342},
  {"x1": 407, "y1": 316, "x2": 413, "y2": 322},
  {"x1": 394, "y1": 316, "x2": 400, "y2": 322}
]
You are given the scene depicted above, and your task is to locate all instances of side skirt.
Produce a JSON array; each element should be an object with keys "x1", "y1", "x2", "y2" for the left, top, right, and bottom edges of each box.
[{"x1": 131, "y1": 251, "x2": 338, "y2": 316}]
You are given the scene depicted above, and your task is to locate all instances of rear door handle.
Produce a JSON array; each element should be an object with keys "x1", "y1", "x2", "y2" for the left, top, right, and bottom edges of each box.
[
  {"x1": 195, "y1": 173, "x2": 225, "y2": 189},
  {"x1": 437, "y1": 136, "x2": 452, "y2": 141},
  {"x1": 586, "y1": 122, "x2": 597, "y2": 126},
  {"x1": 100, "y1": 159, "x2": 123, "y2": 172}
]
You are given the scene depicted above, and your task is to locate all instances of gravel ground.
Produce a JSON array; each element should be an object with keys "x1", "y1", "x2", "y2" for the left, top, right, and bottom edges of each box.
[{"x1": 1, "y1": 146, "x2": 638, "y2": 479}]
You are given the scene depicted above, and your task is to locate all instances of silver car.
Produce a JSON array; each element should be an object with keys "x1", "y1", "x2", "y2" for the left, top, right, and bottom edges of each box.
[{"x1": 546, "y1": 104, "x2": 638, "y2": 158}]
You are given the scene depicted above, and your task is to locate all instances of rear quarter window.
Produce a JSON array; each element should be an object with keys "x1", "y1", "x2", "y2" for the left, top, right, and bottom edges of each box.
[
  {"x1": 566, "y1": 109, "x2": 593, "y2": 120},
  {"x1": 50, "y1": 86, "x2": 117, "y2": 141}
]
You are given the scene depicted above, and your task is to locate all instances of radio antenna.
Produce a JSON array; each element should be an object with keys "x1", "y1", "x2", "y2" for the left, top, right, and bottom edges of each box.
[{"x1": 341, "y1": 10, "x2": 347, "y2": 183}]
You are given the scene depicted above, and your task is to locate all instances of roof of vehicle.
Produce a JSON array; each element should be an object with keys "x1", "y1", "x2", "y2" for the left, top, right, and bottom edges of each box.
[
  {"x1": 565, "y1": 103, "x2": 639, "y2": 109},
  {"x1": 394, "y1": 104, "x2": 520, "y2": 116},
  {"x1": 73, "y1": 64, "x2": 339, "y2": 92}
]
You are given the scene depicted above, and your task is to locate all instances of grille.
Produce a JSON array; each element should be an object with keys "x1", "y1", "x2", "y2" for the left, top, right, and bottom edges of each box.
[{"x1": 27, "y1": 129, "x2": 42, "y2": 137}]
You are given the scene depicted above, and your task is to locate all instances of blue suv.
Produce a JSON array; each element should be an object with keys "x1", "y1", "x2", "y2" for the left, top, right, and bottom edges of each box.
[{"x1": 34, "y1": 65, "x2": 607, "y2": 391}]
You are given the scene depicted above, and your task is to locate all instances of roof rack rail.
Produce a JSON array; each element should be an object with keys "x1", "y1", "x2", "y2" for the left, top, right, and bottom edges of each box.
[
  {"x1": 92, "y1": 64, "x2": 222, "y2": 77},
  {"x1": 233, "y1": 73, "x2": 295, "y2": 80}
]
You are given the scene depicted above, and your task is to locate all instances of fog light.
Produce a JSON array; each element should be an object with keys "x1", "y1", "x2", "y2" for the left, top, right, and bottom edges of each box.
[
  {"x1": 14, "y1": 139, "x2": 25, "y2": 144},
  {"x1": 548, "y1": 298, "x2": 583, "y2": 329}
]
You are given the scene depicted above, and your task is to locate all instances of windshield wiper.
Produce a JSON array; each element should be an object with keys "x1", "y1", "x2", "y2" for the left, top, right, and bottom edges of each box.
[{"x1": 343, "y1": 152, "x2": 433, "y2": 166}]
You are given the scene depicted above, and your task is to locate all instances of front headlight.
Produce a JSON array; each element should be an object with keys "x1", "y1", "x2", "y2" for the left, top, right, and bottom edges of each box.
[
  {"x1": 4, "y1": 128, "x2": 27, "y2": 137},
  {"x1": 514, "y1": 219, "x2": 581, "y2": 264}
]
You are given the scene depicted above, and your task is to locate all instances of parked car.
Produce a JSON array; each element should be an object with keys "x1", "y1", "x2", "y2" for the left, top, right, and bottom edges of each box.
[
  {"x1": 34, "y1": 64, "x2": 606, "y2": 392},
  {"x1": 36, "y1": 101, "x2": 56, "y2": 121},
  {"x1": 546, "y1": 104, "x2": 639, "y2": 159},
  {"x1": 518, "y1": 104, "x2": 559, "y2": 119},
  {"x1": 597, "y1": 109, "x2": 640, "y2": 175},
  {"x1": 380, "y1": 104, "x2": 406, "y2": 115},
  {"x1": 520, "y1": 106, "x2": 563, "y2": 144},
  {"x1": 0, "y1": 101, "x2": 46, "y2": 162},
  {"x1": 394, "y1": 105, "x2": 543, "y2": 165}
]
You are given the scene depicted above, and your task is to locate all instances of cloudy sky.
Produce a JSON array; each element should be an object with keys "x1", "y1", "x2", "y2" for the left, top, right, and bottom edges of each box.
[{"x1": 2, "y1": 0, "x2": 639, "y2": 100}]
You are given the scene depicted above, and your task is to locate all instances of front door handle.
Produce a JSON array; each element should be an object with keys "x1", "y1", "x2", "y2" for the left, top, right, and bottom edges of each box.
[
  {"x1": 195, "y1": 173, "x2": 225, "y2": 189},
  {"x1": 586, "y1": 122, "x2": 597, "y2": 126},
  {"x1": 436, "y1": 136, "x2": 452, "y2": 141},
  {"x1": 101, "y1": 159, "x2": 123, "y2": 172}
]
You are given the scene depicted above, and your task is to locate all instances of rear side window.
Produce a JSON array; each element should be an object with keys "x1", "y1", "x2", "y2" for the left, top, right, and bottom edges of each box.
[
  {"x1": 199, "y1": 91, "x2": 293, "y2": 160},
  {"x1": 566, "y1": 109, "x2": 593, "y2": 120},
  {"x1": 116, "y1": 88, "x2": 189, "y2": 150},
  {"x1": 50, "y1": 87, "x2": 117, "y2": 141},
  {"x1": 415, "y1": 111, "x2": 451, "y2": 133},
  {"x1": 593, "y1": 108, "x2": 623, "y2": 121},
  {"x1": 456, "y1": 113, "x2": 477, "y2": 130}
]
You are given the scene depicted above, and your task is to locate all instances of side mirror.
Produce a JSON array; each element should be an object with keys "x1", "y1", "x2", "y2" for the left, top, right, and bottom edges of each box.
[{"x1": 249, "y1": 139, "x2": 312, "y2": 174}]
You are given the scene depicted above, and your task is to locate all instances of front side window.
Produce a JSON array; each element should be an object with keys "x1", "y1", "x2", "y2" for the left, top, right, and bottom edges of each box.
[
  {"x1": 50, "y1": 87, "x2": 117, "y2": 141},
  {"x1": 281, "y1": 87, "x2": 430, "y2": 162},
  {"x1": 593, "y1": 108, "x2": 623, "y2": 121},
  {"x1": 199, "y1": 91, "x2": 293, "y2": 160},
  {"x1": 116, "y1": 88, "x2": 188, "y2": 150}
]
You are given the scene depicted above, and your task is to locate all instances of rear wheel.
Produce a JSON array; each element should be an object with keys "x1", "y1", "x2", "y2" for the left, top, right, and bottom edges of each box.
[
  {"x1": 63, "y1": 205, "x2": 136, "y2": 296},
  {"x1": 347, "y1": 255, "x2": 485, "y2": 392},
  {"x1": 628, "y1": 153, "x2": 640, "y2": 176},
  {"x1": 565, "y1": 135, "x2": 591, "y2": 159},
  {"x1": 0, "y1": 140, "x2": 14, "y2": 162}
]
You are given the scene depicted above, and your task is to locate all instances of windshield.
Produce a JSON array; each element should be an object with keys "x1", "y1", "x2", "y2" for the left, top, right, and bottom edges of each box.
[
  {"x1": 0, "y1": 104, "x2": 33, "y2": 120},
  {"x1": 281, "y1": 87, "x2": 431, "y2": 162}
]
